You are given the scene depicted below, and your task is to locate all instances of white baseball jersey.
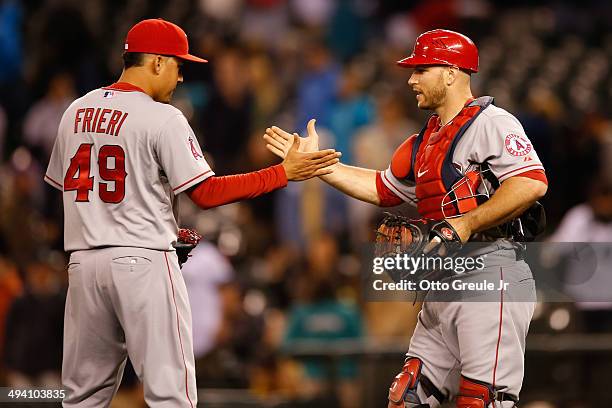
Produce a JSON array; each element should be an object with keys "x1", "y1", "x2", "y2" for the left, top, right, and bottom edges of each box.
[
  {"x1": 381, "y1": 103, "x2": 544, "y2": 203},
  {"x1": 45, "y1": 85, "x2": 214, "y2": 251}
]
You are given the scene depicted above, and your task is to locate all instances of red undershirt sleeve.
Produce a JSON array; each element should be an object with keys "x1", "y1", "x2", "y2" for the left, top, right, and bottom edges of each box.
[
  {"x1": 186, "y1": 164, "x2": 288, "y2": 209},
  {"x1": 513, "y1": 169, "x2": 548, "y2": 185},
  {"x1": 376, "y1": 171, "x2": 404, "y2": 207}
]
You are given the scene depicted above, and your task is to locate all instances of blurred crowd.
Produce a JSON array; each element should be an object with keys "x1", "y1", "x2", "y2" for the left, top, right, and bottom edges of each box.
[{"x1": 1, "y1": 0, "x2": 611, "y2": 406}]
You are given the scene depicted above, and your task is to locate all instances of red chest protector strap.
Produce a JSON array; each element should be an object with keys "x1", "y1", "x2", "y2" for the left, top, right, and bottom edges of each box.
[{"x1": 408, "y1": 96, "x2": 494, "y2": 219}]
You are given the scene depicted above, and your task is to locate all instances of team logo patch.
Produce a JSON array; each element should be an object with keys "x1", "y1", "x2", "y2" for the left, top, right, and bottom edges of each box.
[
  {"x1": 103, "y1": 90, "x2": 115, "y2": 99},
  {"x1": 504, "y1": 134, "x2": 532, "y2": 157},
  {"x1": 441, "y1": 227, "x2": 454, "y2": 240},
  {"x1": 189, "y1": 136, "x2": 203, "y2": 160}
]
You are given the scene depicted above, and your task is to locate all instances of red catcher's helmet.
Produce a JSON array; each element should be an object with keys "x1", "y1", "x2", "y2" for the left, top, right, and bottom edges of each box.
[{"x1": 397, "y1": 29, "x2": 479, "y2": 73}]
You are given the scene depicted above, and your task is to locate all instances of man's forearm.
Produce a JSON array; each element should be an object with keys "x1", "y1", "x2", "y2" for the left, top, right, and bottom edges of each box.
[
  {"x1": 463, "y1": 177, "x2": 547, "y2": 233},
  {"x1": 186, "y1": 165, "x2": 287, "y2": 209},
  {"x1": 319, "y1": 163, "x2": 380, "y2": 205}
]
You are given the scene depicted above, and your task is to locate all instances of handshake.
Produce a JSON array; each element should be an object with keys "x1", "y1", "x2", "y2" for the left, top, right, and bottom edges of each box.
[{"x1": 264, "y1": 119, "x2": 336, "y2": 181}]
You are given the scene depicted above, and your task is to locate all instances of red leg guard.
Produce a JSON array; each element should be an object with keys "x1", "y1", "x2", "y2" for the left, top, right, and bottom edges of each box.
[
  {"x1": 455, "y1": 376, "x2": 492, "y2": 408},
  {"x1": 388, "y1": 358, "x2": 423, "y2": 407},
  {"x1": 455, "y1": 397, "x2": 487, "y2": 408}
]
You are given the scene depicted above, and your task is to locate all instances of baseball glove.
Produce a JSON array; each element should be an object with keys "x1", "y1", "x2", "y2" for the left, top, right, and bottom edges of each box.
[
  {"x1": 375, "y1": 214, "x2": 463, "y2": 284},
  {"x1": 375, "y1": 213, "x2": 463, "y2": 259},
  {"x1": 173, "y1": 228, "x2": 202, "y2": 267}
]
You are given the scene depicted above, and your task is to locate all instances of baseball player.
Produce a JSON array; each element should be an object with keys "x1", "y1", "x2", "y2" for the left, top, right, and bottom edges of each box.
[
  {"x1": 264, "y1": 30, "x2": 548, "y2": 407},
  {"x1": 44, "y1": 19, "x2": 340, "y2": 407}
]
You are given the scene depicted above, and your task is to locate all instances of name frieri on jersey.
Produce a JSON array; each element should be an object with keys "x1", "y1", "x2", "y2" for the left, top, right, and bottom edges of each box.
[{"x1": 74, "y1": 107, "x2": 128, "y2": 136}]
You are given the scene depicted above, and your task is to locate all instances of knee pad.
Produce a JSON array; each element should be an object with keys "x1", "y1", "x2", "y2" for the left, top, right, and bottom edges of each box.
[
  {"x1": 387, "y1": 358, "x2": 445, "y2": 408},
  {"x1": 456, "y1": 376, "x2": 518, "y2": 408}
]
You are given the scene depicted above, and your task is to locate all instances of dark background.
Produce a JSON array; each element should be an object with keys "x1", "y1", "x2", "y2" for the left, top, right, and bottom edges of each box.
[{"x1": 0, "y1": 0, "x2": 611, "y2": 406}]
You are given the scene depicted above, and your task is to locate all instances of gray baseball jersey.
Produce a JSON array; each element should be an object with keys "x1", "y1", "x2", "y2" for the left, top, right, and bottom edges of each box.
[
  {"x1": 381, "y1": 103, "x2": 544, "y2": 203},
  {"x1": 45, "y1": 86, "x2": 213, "y2": 251}
]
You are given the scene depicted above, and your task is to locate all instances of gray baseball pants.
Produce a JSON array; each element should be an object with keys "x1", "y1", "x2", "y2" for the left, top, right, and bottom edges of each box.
[
  {"x1": 407, "y1": 242, "x2": 536, "y2": 407},
  {"x1": 62, "y1": 247, "x2": 197, "y2": 407}
]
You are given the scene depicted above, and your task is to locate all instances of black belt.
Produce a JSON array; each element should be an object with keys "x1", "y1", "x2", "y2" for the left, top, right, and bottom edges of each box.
[
  {"x1": 420, "y1": 374, "x2": 518, "y2": 405},
  {"x1": 513, "y1": 242, "x2": 526, "y2": 261},
  {"x1": 493, "y1": 390, "x2": 519, "y2": 403},
  {"x1": 420, "y1": 374, "x2": 446, "y2": 404}
]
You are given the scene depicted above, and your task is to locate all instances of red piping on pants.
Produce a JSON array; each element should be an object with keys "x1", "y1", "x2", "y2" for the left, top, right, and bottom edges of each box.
[{"x1": 164, "y1": 252, "x2": 194, "y2": 408}]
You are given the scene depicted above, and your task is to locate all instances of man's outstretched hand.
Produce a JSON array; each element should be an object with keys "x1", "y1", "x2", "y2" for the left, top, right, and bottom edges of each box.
[
  {"x1": 281, "y1": 133, "x2": 341, "y2": 181},
  {"x1": 265, "y1": 119, "x2": 321, "y2": 159},
  {"x1": 267, "y1": 118, "x2": 380, "y2": 205}
]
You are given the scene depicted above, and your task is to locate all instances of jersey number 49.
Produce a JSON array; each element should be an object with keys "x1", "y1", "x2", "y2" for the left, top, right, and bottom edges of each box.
[{"x1": 64, "y1": 143, "x2": 127, "y2": 203}]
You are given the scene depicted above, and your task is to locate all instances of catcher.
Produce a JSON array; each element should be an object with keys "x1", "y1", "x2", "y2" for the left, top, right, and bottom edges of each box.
[{"x1": 264, "y1": 30, "x2": 547, "y2": 408}]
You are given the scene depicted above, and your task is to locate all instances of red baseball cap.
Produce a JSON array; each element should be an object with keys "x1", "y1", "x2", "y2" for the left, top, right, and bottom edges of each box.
[{"x1": 124, "y1": 18, "x2": 207, "y2": 63}]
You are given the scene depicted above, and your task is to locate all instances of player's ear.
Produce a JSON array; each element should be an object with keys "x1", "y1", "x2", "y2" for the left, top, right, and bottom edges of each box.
[
  {"x1": 445, "y1": 66, "x2": 458, "y2": 86},
  {"x1": 153, "y1": 55, "x2": 164, "y2": 75}
]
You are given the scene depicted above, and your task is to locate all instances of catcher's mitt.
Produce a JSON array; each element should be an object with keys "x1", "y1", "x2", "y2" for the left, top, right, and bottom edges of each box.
[
  {"x1": 375, "y1": 214, "x2": 463, "y2": 284},
  {"x1": 173, "y1": 228, "x2": 202, "y2": 267},
  {"x1": 375, "y1": 213, "x2": 463, "y2": 258}
]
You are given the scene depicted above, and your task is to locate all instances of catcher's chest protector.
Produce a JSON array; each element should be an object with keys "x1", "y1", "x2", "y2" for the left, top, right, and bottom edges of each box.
[{"x1": 409, "y1": 96, "x2": 494, "y2": 219}]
